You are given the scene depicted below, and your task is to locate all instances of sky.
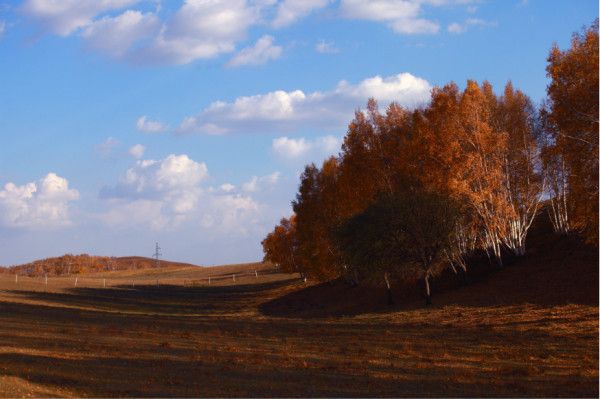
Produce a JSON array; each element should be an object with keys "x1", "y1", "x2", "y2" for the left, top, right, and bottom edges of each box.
[{"x1": 0, "y1": 0, "x2": 597, "y2": 266}]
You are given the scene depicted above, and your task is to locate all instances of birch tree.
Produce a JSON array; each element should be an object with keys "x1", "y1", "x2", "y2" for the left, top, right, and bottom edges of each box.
[
  {"x1": 546, "y1": 19, "x2": 599, "y2": 244},
  {"x1": 495, "y1": 83, "x2": 544, "y2": 255}
]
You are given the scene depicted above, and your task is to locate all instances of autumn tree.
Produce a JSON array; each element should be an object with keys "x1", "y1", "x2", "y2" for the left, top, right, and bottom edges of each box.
[
  {"x1": 261, "y1": 216, "x2": 304, "y2": 279},
  {"x1": 495, "y1": 82, "x2": 544, "y2": 255},
  {"x1": 292, "y1": 162, "x2": 346, "y2": 280},
  {"x1": 546, "y1": 19, "x2": 599, "y2": 244},
  {"x1": 539, "y1": 103, "x2": 572, "y2": 235}
]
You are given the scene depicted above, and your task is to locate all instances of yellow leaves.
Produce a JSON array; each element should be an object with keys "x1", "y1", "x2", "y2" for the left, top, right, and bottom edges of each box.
[{"x1": 546, "y1": 19, "x2": 599, "y2": 244}]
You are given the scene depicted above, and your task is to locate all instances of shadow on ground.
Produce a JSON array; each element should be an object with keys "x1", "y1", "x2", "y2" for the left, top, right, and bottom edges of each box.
[{"x1": 260, "y1": 226, "x2": 598, "y2": 318}]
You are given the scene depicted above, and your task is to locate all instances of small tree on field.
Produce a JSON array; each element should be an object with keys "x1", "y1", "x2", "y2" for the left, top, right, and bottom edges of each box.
[
  {"x1": 261, "y1": 216, "x2": 305, "y2": 280},
  {"x1": 338, "y1": 189, "x2": 461, "y2": 306}
]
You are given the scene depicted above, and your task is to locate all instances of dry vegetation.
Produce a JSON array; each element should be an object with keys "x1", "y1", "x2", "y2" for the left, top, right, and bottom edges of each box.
[
  {"x1": 2, "y1": 255, "x2": 207, "y2": 277},
  {"x1": 0, "y1": 229, "x2": 597, "y2": 397}
]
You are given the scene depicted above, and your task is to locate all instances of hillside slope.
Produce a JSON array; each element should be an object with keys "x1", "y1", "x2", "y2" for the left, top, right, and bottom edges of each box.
[
  {"x1": 261, "y1": 210, "x2": 598, "y2": 317},
  {"x1": 2, "y1": 255, "x2": 203, "y2": 277}
]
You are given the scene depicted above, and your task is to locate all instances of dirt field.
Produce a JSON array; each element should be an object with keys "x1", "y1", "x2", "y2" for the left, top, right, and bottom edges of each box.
[{"x1": 0, "y1": 236, "x2": 597, "y2": 397}]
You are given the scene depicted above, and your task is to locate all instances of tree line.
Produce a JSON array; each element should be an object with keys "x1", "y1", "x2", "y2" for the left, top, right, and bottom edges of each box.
[
  {"x1": 4, "y1": 254, "x2": 165, "y2": 277},
  {"x1": 262, "y1": 21, "x2": 598, "y2": 305}
]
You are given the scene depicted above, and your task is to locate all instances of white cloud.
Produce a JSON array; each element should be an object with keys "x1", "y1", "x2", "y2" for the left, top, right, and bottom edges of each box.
[
  {"x1": 99, "y1": 153, "x2": 264, "y2": 233},
  {"x1": 22, "y1": 0, "x2": 268, "y2": 65},
  {"x1": 103, "y1": 154, "x2": 208, "y2": 200},
  {"x1": 21, "y1": 0, "x2": 140, "y2": 36},
  {"x1": 220, "y1": 183, "x2": 236, "y2": 192},
  {"x1": 178, "y1": 72, "x2": 432, "y2": 134},
  {"x1": 340, "y1": 0, "x2": 439, "y2": 34},
  {"x1": 200, "y1": 194, "x2": 261, "y2": 235},
  {"x1": 97, "y1": 137, "x2": 120, "y2": 157},
  {"x1": 390, "y1": 18, "x2": 439, "y2": 34},
  {"x1": 272, "y1": 135, "x2": 340, "y2": 160},
  {"x1": 447, "y1": 18, "x2": 497, "y2": 34},
  {"x1": 139, "y1": 0, "x2": 261, "y2": 65},
  {"x1": 0, "y1": 173, "x2": 79, "y2": 229},
  {"x1": 272, "y1": 0, "x2": 330, "y2": 28},
  {"x1": 0, "y1": 21, "x2": 6, "y2": 39},
  {"x1": 100, "y1": 154, "x2": 208, "y2": 227},
  {"x1": 227, "y1": 35, "x2": 282, "y2": 67},
  {"x1": 82, "y1": 10, "x2": 160, "y2": 58},
  {"x1": 136, "y1": 116, "x2": 167, "y2": 133},
  {"x1": 447, "y1": 22, "x2": 465, "y2": 34},
  {"x1": 315, "y1": 39, "x2": 339, "y2": 54},
  {"x1": 128, "y1": 144, "x2": 146, "y2": 159},
  {"x1": 242, "y1": 172, "x2": 281, "y2": 192},
  {"x1": 272, "y1": 136, "x2": 311, "y2": 158}
]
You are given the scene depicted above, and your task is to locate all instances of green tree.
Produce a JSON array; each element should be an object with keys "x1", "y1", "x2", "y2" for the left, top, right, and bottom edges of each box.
[{"x1": 338, "y1": 189, "x2": 461, "y2": 306}]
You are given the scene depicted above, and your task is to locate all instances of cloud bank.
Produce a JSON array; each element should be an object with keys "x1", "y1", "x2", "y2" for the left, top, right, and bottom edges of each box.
[
  {"x1": 178, "y1": 72, "x2": 432, "y2": 134},
  {"x1": 0, "y1": 173, "x2": 79, "y2": 229}
]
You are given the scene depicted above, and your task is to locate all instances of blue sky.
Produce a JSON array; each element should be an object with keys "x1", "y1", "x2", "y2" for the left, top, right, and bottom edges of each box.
[{"x1": 0, "y1": 0, "x2": 596, "y2": 266}]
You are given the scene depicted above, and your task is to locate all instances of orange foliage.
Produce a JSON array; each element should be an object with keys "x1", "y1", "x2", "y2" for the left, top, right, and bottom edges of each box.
[{"x1": 545, "y1": 19, "x2": 599, "y2": 244}]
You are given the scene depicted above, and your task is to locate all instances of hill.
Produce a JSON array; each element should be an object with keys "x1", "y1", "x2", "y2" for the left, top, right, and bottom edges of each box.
[
  {"x1": 261, "y1": 208, "x2": 598, "y2": 317},
  {"x1": 1, "y1": 254, "x2": 204, "y2": 277}
]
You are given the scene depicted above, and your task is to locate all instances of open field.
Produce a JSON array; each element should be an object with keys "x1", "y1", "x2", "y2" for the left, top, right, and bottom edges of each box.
[
  {"x1": 0, "y1": 235, "x2": 598, "y2": 397},
  {"x1": 0, "y1": 262, "x2": 275, "y2": 292}
]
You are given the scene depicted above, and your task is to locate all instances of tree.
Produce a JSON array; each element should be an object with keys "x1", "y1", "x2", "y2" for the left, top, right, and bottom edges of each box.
[
  {"x1": 261, "y1": 216, "x2": 304, "y2": 279},
  {"x1": 495, "y1": 82, "x2": 544, "y2": 255},
  {"x1": 338, "y1": 189, "x2": 461, "y2": 306},
  {"x1": 539, "y1": 103, "x2": 572, "y2": 235},
  {"x1": 292, "y1": 163, "x2": 344, "y2": 280},
  {"x1": 546, "y1": 19, "x2": 599, "y2": 244}
]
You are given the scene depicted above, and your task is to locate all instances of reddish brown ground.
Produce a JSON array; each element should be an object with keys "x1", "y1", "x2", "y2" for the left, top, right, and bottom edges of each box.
[{"x1": 0, "y1": 229, "x2": 597, "y2": 397}]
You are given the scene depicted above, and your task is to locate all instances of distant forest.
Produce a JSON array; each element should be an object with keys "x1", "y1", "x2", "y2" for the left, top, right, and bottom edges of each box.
[
  {"x1": 2, "y1": 255, "x2": 191, "y2": 277},
  {"x1": 262, "y1": 20, "x2": 598, "y2": 305}
]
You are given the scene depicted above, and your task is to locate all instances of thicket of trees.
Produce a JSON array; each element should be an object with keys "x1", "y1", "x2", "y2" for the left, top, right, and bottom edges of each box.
[
  {"x1": 262, "y1": 21, "x2": 598, "y2": 304},
  {"x1": 7, "y1": 254, "x2": 163, "y2": 277}
]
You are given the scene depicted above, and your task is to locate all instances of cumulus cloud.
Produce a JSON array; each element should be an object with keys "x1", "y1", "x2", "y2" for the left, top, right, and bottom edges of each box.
[
  {"x1": 99, "y1": 154, "x2": 263, "y2": 233},
  {"x1": 128, "y1": 144, "x2": 146, "y2": 159},
  {"x1": 178, "y1": 72, "x2": 432, "y2": 134},
  {"x1": 139, "y1": 0, "x2": 261, "y2": 65},
  {"x1": 219, "y1": 183, "x2": 236, "y2": 192},
  {"x1": 272, "y1": 137, "x2": 311, "y2": 158},
  {"x1": 22, "y1": 0, "x2": 267, "y2": 65},
  {"x1": 102, "y1": 154, "x2": 207, "y2": 200},
  {"x1": 340, "y1": 0, "x2": 438, "y2": 34},
  {"x1": 340, "y1": 0, "x2": 476, "y2": 35},
  {"x1": 272, "y1": 135, "x2": 340, "y2": 160},
  {"x1": 241, "y1": 172, "x2": 281, "y2": 192},
  {"x1": 199, "y1": 194, "x2": 261, "y2": 235},
  {"x1": 136, "y1": 116, "x2": 166, "y2": 133},
  {"x1": 0, "y1": 173, "x2": 79, "y2": 229},
  {"x1": 21, "y1": 0, "x2": 140, "y2": 36},
  {"x1": 227, "y1": 35, "x2": 282, "y2": 67},
  {"x1": 447, "y1": 17, "x2": 497, "y2": 34},
  {"x1": 272, "y1": 0, "x2": 330, "y2": 28},
  {"x1": 82, "y1": 10, "x2": 160, "y2": 58},
  {"x1": 100, "y1": 154, "x2": 207, "y2": 228}
]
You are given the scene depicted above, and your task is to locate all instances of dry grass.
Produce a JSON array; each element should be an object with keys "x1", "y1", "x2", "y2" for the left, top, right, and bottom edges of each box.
[{"x1": 0, "y1": 235, "x2": 597, "y2": 397}]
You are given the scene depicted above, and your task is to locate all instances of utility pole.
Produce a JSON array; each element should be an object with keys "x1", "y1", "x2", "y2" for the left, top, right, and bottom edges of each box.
[{"x1": 153, "y1": 242, "x2": 162, "y2": 269}]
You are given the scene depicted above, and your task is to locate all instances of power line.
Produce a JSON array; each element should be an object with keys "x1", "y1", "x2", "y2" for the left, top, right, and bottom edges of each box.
[{"x1": 153, "y1": 242, "x2": 162, "y2": 269}]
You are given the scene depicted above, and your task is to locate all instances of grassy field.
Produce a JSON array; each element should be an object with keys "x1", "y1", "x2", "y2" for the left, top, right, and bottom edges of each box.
[{"x1": 0, "y1": 235, "x2": 597, "y2": 397}]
